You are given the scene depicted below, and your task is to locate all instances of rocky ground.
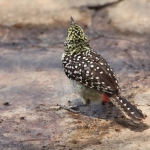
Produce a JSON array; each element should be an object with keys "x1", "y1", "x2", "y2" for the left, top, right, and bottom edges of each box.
[{"x1": 0, "y1": 0, "x2": 150, "y2": 150}]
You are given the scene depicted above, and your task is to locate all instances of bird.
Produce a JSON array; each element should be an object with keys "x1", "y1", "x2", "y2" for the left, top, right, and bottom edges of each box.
[{"x1": 61, "y1": 17, "x2": 145, "y2": 122}]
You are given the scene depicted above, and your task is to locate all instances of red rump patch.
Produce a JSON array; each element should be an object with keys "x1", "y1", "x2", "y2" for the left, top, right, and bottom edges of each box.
[{"x1": 102, "y1": 93, "x2": 110, "y2": 103}]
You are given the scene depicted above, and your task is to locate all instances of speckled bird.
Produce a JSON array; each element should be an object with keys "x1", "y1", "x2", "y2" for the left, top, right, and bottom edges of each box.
[{"x1": 61, "y1": 17, "x2": 145, "y2": 122}]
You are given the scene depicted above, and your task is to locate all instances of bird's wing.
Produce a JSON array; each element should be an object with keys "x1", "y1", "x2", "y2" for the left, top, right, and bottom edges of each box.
[{"x1": 62, "y1": 51, "x2": 119, "y2": 95}]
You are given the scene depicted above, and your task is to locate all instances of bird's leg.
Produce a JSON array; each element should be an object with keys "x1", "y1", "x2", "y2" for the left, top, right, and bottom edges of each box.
[
  {"x1": 58, "y1": 104, "x2": 80, "y2": 113},
  {"x1": 58, "y1": 98, "x2": 90, "y2": 113}
]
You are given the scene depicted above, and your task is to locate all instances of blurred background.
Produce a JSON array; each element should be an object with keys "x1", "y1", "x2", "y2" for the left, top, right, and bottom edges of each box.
[
  {"x1": 0, "y1": 0, "x2": 150, "y2": 33},
  {"x1": 0, "y1": 0, "x2": 150, "y2": 150}
]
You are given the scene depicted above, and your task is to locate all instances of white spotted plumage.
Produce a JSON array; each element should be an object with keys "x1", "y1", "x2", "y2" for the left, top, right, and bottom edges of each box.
[{"x1": 62, "y1": 50, "x2": 119, "y2": 94}]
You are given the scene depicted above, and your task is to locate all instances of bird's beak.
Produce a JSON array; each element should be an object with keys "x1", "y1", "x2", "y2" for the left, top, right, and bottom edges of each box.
[{"x1": 70, "y1": 16, "x2": 75, "y2": 25}]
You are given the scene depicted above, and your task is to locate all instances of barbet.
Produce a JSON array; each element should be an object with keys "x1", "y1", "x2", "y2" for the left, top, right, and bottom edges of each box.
[{"x1": 61, "y1": 17, "x2": 145, "y2": 122}]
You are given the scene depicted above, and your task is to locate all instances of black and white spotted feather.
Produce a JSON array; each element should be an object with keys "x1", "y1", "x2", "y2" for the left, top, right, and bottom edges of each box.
[{"x1": 62, "y1": 50, "x2": 119, "y2": 95}]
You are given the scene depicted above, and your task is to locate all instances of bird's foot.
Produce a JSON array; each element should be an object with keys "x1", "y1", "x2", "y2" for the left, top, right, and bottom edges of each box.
[{"x1": 57, "y1": 104, "x2": 80, "y2": 113}]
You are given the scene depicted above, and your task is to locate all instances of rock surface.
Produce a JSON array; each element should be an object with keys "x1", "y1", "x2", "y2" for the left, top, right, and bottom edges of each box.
[
  {"x1": 108, "y1": 0, "x2": 150, "y2": 34},
  {"x1": 0, "y1": 0, "x2": 150, "y2": 150}
]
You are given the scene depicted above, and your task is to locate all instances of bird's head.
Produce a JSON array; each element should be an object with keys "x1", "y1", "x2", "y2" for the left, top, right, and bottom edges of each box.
[{"x1": 64, "y1": 17, "x2": 90, "y2": 55}]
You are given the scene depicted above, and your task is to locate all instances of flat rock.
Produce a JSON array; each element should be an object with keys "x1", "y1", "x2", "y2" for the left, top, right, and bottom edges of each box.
[
  {"x1": 0, "y1": 1, "x2": 150, "y2": 150},
  {"x1": 108, "y1": 0, "x2": 150, "y2": 34}
]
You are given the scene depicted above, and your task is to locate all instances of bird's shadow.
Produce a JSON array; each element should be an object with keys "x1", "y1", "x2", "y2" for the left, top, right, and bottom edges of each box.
[{"x1": 67, "y1": 99, "x2": 149, "y2": 132}]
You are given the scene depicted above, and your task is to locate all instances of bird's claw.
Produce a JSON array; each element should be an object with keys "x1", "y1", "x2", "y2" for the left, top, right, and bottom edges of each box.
[{"x1": 57, "y1": 104, "x2": 80, "y2": 113}]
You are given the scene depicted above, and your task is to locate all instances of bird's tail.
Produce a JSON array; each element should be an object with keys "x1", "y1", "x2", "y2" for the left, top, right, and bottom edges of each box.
[{"x1": 110, "y1": 95, "x2": 145, "y2": 121}]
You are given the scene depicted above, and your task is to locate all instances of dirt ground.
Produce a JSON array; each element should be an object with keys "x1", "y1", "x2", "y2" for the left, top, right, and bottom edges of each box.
[{"x1": 0, "y1": 0, "x2": 150, "y2": 150}]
